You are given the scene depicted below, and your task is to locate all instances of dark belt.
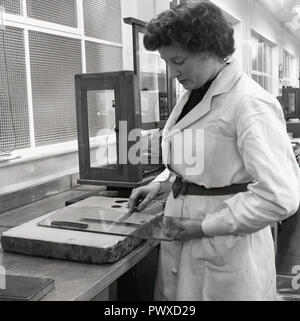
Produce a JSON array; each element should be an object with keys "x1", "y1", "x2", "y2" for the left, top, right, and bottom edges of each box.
[{"x1": 172, "y1": 176, "x2": 250, "y2": 198}]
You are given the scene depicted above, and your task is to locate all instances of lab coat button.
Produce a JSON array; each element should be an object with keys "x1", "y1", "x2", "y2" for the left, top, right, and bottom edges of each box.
[{"x1": 171, "y1": 268, "x2": 178, "y2": 275}]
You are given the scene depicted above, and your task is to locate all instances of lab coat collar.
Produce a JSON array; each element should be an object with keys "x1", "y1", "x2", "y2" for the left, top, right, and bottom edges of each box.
[{"x1": 164, "y1": 60, "x2": 242, "y2": 135}]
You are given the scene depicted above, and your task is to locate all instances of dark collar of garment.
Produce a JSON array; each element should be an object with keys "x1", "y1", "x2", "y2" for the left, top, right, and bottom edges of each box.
[{"x1": 175, "y1": 77, "x2": 216, "y2": 124}]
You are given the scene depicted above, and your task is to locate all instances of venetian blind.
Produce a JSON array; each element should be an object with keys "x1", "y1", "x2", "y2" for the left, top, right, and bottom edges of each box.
[
  {"x1": 26, "y1": 0, "x2": 77, "y2": 28},
  {"x1": 29, "y1": 31, "x2": 81, "y2": 146},
  {"x1": 0, "y1": 26, "x2": 30, "y2": 152},
  {"x1": 83, "y1": 0, "x2": 122, "y2": 43},
  {"x1": 0, "y1": 0, "x2": 21, "y2": 15}
]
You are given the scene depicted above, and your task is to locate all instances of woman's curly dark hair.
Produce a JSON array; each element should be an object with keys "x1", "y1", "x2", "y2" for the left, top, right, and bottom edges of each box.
[{"x1": 144, "y1": 2, "x2": 235, "y2": 61}]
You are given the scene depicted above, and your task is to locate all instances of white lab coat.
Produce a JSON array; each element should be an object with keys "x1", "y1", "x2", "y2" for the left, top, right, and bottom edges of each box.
[{"x1": 153, "y1": 60, "x2": 300, "y2": 301}]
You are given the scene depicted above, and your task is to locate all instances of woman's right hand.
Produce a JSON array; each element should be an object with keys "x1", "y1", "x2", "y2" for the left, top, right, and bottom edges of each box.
[{"x1": 127, "y1": 182, "x2": 161, "y2": 213}]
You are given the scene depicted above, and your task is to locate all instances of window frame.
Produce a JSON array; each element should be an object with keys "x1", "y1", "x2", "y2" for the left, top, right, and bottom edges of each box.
[
  {"x1": 0, "y1": 0, "x2": 123, "y2": 153},
  {"x1": 250, "y1": 31, "x2": 274, "y2": 92},
  {"x1": 282, "y1": 49, "x2": 295, "y2": 87}
]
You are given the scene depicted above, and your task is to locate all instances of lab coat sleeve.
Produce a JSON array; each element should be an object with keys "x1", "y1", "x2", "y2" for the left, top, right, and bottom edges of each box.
[
  {"x1": 152, "y1": 167, "x2": 175, "y2": 195},
  {"x1": 202, "y1": 95, "x2": 300, "y2": 236}
]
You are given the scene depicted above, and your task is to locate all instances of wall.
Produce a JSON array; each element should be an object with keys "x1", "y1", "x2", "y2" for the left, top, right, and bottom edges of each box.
[
  {"x1": 250, "y1": 0, "x2": 299, "y2": 94},
  {"x1": 0, "y1": 143, "x2": 78, "y2": 195},
  {"x1": 212, "y1": 0, "x2": 300, "y2": 95}
]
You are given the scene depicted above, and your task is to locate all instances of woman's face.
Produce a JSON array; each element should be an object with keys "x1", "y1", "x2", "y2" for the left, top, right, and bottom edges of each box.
[{"x1": 158, "y1": 43, "x2": 224, "y2": 90}]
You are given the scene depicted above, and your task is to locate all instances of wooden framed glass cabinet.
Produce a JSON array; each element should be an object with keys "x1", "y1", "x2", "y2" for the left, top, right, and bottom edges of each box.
[{"x1": 75, "y1": 18, "x2": 176, "y2": 189}]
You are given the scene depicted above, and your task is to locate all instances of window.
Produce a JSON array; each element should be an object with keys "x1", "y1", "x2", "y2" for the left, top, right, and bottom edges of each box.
[
  {"x1": 251, "y1": 33, "x2": 273, "y2": 92},
  {"x1": 282, "y1": 49, "x2": 295, "y2": 87},
  {"x1": 0, "y1": 0, "x2": 122, "y2": 153},
  {"x1": 27, "y1": 0, "x2": 78, "y2": 27},
  {"x1": 0, "y1": 26, "x2": 30, "y2": 152},
  {"x1": 0, "y1": 0, "x2": 22, "y2": 15},
  {"x1": 29, "y1": 31, "x2": 82, "y2": 146}
]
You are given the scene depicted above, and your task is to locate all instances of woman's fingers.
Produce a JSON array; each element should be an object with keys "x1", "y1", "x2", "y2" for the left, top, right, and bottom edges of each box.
[
  {"x1": 128, "y1": 190, "x2": 152, "y2": 212},
  {"x1": 127, "y1": 189, "x2": 142, "y2": 212},
  {"x1": 128, "y1": 183, "x2": 160, "y2": 212},
  {"x1": 136, "y1": 194, "x2": 153, "y2": 211}
]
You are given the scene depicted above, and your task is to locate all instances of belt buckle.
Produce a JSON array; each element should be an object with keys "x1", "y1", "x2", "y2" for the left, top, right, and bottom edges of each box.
[{"x1": 172, "y1": 177, "x2": 182, "y2": 199}]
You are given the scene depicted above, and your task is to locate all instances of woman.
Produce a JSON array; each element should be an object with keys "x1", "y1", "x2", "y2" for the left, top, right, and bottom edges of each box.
[{"x1": 128, "y1": 2, "x2": 300, "y2": 300}]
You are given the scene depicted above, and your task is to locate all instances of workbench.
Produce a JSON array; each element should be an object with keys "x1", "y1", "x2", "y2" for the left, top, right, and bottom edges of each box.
[
  {"x1": 0, "y1": 188, "x2": 160, "y2": 301},
  {"x1": 0, "y1": 239, "x2": 159, "y2": 301}
]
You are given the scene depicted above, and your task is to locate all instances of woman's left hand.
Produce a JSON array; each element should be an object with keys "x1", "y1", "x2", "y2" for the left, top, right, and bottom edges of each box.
[{"x1": 160, "y1": 217, "x2": 205, "y2": 241}]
